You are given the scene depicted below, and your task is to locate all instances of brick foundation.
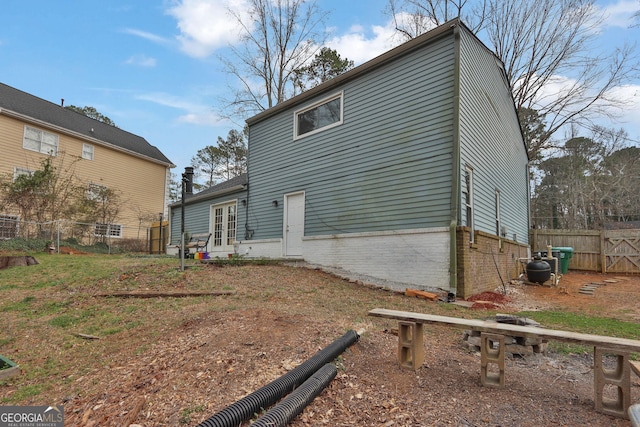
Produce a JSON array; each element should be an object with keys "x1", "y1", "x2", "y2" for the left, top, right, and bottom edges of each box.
[{"x1": 456, "y1": 227, "x2": 529, "y2": 299}]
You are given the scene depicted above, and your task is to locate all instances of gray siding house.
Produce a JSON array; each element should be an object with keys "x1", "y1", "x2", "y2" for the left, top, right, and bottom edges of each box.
[{"x1": 170, "y1": 20, "x2": 530, "y2": 298}]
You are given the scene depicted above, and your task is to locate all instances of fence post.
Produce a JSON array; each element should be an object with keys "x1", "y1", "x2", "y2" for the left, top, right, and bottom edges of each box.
[{"x1": 600, "y1": 230, "x2": 606, "y2": 274}]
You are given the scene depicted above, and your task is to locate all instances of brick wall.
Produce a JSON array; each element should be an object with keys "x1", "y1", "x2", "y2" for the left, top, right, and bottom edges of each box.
[{"x1": 456, "y1": 227, "x2": 530, "y2": 298}]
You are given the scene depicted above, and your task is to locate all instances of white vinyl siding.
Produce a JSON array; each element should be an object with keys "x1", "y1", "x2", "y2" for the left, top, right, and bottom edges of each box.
[
  {"x1": 294, "y1": 92, "x2": 343, "y2": 139},
  {"x1": 23, "y1": 126, "x2": 58, "y2": 155}
]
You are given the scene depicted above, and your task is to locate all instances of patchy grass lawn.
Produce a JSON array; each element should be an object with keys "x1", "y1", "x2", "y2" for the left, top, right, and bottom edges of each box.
[{"x1": 1, "y1": 254, "x2": 638, "y2": 426}]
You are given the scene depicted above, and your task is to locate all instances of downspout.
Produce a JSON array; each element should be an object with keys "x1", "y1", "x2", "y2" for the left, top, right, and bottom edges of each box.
[
  {"x1": 449, "y1": 24, "x2": 462, "y2": 296},
  {"x1": 244, "y1": 127, "x2": 251, "y2": 240}
]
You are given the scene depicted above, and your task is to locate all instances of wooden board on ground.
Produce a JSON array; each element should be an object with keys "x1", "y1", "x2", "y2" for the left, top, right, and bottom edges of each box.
[
  {"x1": 96, "y1": 290, "x2": 236, "y2": 298},
  {"x1": 368, "y1": 308, "x2": 640, "y2": 353}
]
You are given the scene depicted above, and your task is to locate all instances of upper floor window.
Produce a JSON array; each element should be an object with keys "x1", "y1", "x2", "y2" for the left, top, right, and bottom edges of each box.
[
  {"x1": 23, "y1": 126, "x2": 58, "y2": 156},
  {"x1": 82, "y1": 143, "x2": 94, "y2": 160},
  {"x1": 294, "y1": 92, "x2": 343, "y2": 139}
]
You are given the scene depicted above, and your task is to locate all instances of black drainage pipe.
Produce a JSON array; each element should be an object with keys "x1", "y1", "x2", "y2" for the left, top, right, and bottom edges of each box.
[
  {"x1": 252, "y1": 363, "x2": 337, "y2": 427},
  {"x1": 195, "y1": 329, "x2": 359, "y2": 427}
]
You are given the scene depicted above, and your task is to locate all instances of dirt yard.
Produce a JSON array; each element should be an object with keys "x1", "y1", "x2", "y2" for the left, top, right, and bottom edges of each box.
[{"x1": 1, "y1": 260, "x2": 639, "y2": 426}]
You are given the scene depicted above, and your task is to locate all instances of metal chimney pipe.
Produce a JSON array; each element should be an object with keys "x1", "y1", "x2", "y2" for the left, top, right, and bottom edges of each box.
[{"x1": 184, "y1": 167, "x2": 194, "y2": 195}]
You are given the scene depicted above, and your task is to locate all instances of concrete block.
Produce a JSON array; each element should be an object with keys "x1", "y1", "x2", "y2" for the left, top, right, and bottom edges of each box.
[
  {"x1": 594, "y1": 347, "x2": 630, "y2": 420},
  {"x1": 505, "y1": 344, "x2": 533, "y2": 355},
  {"x1": 481, "y1": 333, "x2": 505, "y2": 387},
  {"x1": 398, "y1": 322, "x2": 424, "y2": 370}
]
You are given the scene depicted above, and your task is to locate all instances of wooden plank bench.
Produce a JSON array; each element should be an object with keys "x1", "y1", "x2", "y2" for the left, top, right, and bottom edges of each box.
[
  {"x1": 368, "y1": 308, "x2": 640, "y2": 420},
  {"x1": 184, "y1": 233, "x2": 212, "y2": 253}
]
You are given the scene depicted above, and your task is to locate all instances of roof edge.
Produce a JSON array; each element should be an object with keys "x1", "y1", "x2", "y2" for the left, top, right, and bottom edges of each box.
[
  {"x1": 246, "y1": 18, "x2": 461, "y2": 126},
  {"x1": 169, "y1": 184, "x2": 247, "y2": 208},
  {"x1": 0, "y1": 107, "x2": 175, "y2": 168}
]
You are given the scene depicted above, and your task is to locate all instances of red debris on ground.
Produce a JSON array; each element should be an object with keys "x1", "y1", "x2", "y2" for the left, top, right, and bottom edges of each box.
[
  {"x1": 466, "y1": 291, "x2": 510, "y2": 309},
  {"x1": 467, "y1": 291, "x2": 511, "y2": 303}
]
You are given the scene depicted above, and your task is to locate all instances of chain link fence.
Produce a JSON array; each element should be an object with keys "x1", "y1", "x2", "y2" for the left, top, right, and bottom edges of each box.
[{"x1": 0, "y1": 216, "x2": 160, "y2": 253}]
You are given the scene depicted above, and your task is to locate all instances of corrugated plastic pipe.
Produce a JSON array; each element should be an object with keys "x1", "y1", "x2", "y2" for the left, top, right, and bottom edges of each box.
[
  {"x1": 251, "y1": 363, "x2": 337, "y2": 427},
  {"x1": 195, "y1": 329, "x2": 359, "y2": 427}
]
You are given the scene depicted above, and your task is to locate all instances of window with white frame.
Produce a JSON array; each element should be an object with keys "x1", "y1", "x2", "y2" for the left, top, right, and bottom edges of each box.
[
  {"x1": 0, "y1": 214, "x2": 19, "y2": 239},
  {"x1": 464, "y1": 166, "x2": 474, "y2": 243},
  {"x1": 23, "y1": 126, "x2": 58, "y2": 156},
  {"x1": 82, "y1": 143, "x2": 94, "y2": 160},
  {"x1": 94, "y1": 223, "x2": 122, "y2": 238},
  {"x1": 87, "y1": 183, "x2": 108, "y2": 201},
  {"x1": 294, "y1": 92, "x2": 343, "y2": 139},
  {"x1": 13, "y1": 167, "x2": 34, "y2": 181},
  {"x1": 212, "y1": 201, "x2": 237, "y2": 248},
  {"x1": 495, "y1": 189, "x2": 501, "y2": 237}
]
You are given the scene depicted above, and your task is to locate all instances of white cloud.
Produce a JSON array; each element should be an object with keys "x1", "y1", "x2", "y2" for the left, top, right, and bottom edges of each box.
[
  {"x1": 599, "y1": 0, "x2": 638, "y2": 29},
  {"x1": 125, "y1": 54, "x2": 157, "y2": 67},
  {"x1": 136, "y1": 91, "x2": 227, "y2": 127},
  {"x1": 122, "y1": 28, "x2": 171, "y2": 45},
  {"x1": 165, "y1": 0, "x2": 251, "y2": 58},
  {"x1": 326, "y1": 20, "x2": 401, "y2": 66},
  {"x1": 602, "y1": 84, "x2": 640, "y2": 138}
]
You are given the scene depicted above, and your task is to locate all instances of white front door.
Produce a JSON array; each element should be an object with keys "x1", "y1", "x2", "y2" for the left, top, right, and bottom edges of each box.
[{"x1": 284, "y1": 192, "x2": 305, "y2": 256}]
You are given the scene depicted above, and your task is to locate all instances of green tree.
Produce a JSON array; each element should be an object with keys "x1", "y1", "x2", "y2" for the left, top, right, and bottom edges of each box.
[
  {"x1": 65, "y1": 105, "x2": 117, "y2": 126},
  {"x1": 293, "y1": 47, "x2": 354, "y2": 93},
  {"x1": 191, "y1": 146, "x2": 223, "y2": 189},
  {"x1": 191, "y1": 129, "x2": 248, "y2": 188},
  {"x1": 532, "y1": 127, "x2": 638, "y2": 229},
  {"x1": 0, "y1": 155, "x2": 85, "y2": 238},
  {"x1": 518, "y1": 108, "x2": 549, "y2": 163}
]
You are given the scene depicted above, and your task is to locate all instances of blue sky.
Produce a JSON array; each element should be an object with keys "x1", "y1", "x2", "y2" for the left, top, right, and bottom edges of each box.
[{"x1": 1, "y1": 0, "x2": 638, "y2": 181}]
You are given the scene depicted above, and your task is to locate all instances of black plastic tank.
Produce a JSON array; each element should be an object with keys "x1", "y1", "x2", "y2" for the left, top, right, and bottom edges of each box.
[{"x1": 526, "y1": 256, "x2": 551, "y2": 284}]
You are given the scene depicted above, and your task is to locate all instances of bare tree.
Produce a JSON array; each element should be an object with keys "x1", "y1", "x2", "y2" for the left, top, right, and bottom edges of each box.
[
  {"x1": 487, "y1": 0, "x2": 638, "y2": 160},
  {"x1": 222, "y1": 0, "x2": 329, "y2": 118},
  {"x1": 386, "y1": 0, "x2": 639, "y2": 161},
  {"x1": 386, "y1": 0, "x2": 487, "y2": 37}
]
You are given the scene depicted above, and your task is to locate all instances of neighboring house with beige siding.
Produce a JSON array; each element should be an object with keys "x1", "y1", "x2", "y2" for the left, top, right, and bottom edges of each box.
[{"x1": 0, "y1": 82, "x2": 174, "y2": 242}]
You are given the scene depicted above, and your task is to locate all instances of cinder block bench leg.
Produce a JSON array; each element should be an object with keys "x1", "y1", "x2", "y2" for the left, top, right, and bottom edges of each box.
[
  {"x1": 594, "y1": 346, "x2": 630, "y2": 419},
  {"x1": 480, "y1": 333, "x2": 505, "y2": 387},
  {"x1": 397, "y1": 321, "x2": 424, "y2": 370}
]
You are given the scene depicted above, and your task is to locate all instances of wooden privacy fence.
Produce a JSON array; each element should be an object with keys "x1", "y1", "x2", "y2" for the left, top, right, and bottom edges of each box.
[
  {"x1": 530, "y1": 229, "x2": 640, "y2": 274},
  {"x1": 148, "y1": 220, "x2": 169, "y2": 254}
]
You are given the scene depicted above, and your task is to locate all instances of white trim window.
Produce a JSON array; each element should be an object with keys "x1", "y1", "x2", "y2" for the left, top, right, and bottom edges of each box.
[
  {"x1": 13, "y1": 167, "x2": 34, "y2": 181},
  {"x1": 87, "y1": 183, "x2": 108, "y2": 201},
  {"x1": 0, "y1": 214, "x2": 19, "y2": 239},
  {"x1": 464, "y1": 166, "x2": 474, "y2": 243},
  {"x1": 94, "y1": 223, "x2": 122, "y2": 238},
  {"x1": 23, "y1": 126, "x2": 58, "y2": 156},
  {"x1": 294, "y1": 92, "x2": 343, "y2": 139},
  {"x1": 495, "y1": 189, "x2": 501, "y2": 237},
  {"x1": 212, "y1": 201, "x2": 237, "y2": 250},
  {"x1": 82, "y1": 143, "x2": 94, "y2": 160}
]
